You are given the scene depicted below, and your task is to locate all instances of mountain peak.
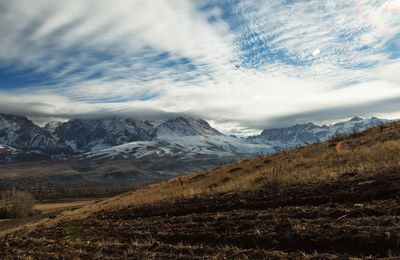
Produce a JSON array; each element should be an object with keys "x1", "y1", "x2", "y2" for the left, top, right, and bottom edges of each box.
[
  {"x1": 155, "y1": 116, "x2": 222, "y2": 137},
  {"x1": 0, "y1": 113, "x2": 66, "y2": 153},
  {"x1": 44, "y1": 121, "x2": 63, "y2": 133},
  {"x1": 293, "y1": 122, "x2": 319, "y2": 130},
  {"x1": 350, "y1": 116, "x2": 363, "y2": 122}
]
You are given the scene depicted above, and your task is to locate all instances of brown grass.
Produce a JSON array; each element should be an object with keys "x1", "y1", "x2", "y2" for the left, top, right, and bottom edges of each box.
[
  {"x1": 33, "y1": 200, "x2": 96, "y2": 214},
  {"x1": 88, "y1": 120, "x2": 400, "y2": 211}
]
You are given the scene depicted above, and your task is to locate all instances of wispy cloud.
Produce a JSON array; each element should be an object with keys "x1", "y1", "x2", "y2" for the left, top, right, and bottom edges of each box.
[{"x1": 0, "y1": 0, "x2": 399, "y2": 134}]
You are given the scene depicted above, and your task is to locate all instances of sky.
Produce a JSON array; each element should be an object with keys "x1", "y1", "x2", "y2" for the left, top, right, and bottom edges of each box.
[{"x1": 0, "y1": 0, "x2": 399, "y2": 135}]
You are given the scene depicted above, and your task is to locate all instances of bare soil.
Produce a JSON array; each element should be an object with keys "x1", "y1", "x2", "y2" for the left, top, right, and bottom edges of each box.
[{"x1": 0, "y1": 170, "x2": 399, "y2": 259}]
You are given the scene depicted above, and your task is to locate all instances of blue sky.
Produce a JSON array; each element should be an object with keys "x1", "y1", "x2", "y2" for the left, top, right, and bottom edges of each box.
[{"x1": 0, "y1": 0, "x2": 399, "y2": 134}]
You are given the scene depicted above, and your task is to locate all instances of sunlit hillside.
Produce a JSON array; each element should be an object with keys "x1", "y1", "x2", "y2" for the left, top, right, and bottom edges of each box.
[{"x1": 96, "y1": 120, "x2": 400, "y2": 210}]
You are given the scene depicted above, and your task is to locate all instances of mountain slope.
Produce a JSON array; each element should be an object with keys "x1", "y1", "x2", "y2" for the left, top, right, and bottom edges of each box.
[
  {"x1": 0, "y1": 114, "x2": 72, "y2": 163},
  {"x1": 0, "y1": 114, "x2": 56, "y2": 150},
  {"x1": 154, "y1": 116, "x2": 222, "y2": 137},
  {"x1": 54, "y1": 118, "x2": 156, "y2": 152},
  {"x1": 249, "y1": 116, "x2": 388, "y2": 149}
]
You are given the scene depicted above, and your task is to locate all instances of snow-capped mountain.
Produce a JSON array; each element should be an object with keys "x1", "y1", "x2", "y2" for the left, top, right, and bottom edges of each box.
[
  {"x1": 79, "y1": 116, "x2": 273, "y2": 160},
  {"x1": 0, "y1": 114, "x2": 273, "y2": 164},
  {"x1": 0, "y1": 113, "x2": 390, "y2": 166},
  {"x1": 53, "y1": 118, "x2": 156, "y2": 152},
  {"x1": 0, "y1": 114, "x2": 72, "y2": 156},
  {"x1": 51, "y1": 117, "x2": 225, "y2": 153},
  {"x1": 249, "y1": 116, "x2": 388, "y2": 150},
  {"x1": 43, "y1": 121, "x2": 63, "y2": 133},
  {"x1": 0, "y1": 114, "x2": 55, "y2": 150},
  {"x1": 154, "y1": 116, "x2": 222, "y2": 137},
  {"x1": 84, "y1": 134, "x2": 273, "y2": 161}
]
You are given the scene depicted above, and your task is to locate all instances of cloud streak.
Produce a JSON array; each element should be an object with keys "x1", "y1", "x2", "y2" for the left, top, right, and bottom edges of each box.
[{"x1": 0, "y1": 0, "x2": 399, "y2": 134}]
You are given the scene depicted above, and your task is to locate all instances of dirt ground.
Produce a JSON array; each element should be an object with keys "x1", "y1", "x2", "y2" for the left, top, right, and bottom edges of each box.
[{"x1": 0, "y1": 171, "x2": 399, "y2": 259}]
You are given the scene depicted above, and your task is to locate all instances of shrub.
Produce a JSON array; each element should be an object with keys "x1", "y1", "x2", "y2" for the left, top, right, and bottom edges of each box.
[{"x1": 10, "y1": 191, "x2": 35, "y2": 218}]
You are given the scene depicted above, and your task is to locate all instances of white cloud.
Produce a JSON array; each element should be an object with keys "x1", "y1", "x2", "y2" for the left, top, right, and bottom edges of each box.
[
  {"x1": 0, "y1": 0, "x2": 235, "y2": 75},
  {"x1": 0, "y1": 0, "x2": 399, "y2": 134},
  {"x1": 312, "y1": 49, "x2": 321, "y2": 57}
]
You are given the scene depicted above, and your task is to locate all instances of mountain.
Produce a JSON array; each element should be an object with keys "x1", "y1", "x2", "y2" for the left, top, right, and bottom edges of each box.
[
  {"x1": 0, "y1": 114, "x2": 55, "y2": 150},
  {"x1": 154, "y1": 116, "x2": 222, "y2": 137},
  {"x1": 80, "y1": 116, "x2": 272, "y2": 162},
  {"x1": 0, "y1": 114, "x2": 390, "y2": 164},
  {"x1": 249, "y1": 116, "x2": 388, "y2": 150},
  {"x1": 54, "y1": 118, "x2": 156, "y2": 152},
  {"x1": 0, "y1": 114, "x2": 72, "y2": 163},
  {"x1": 43, "y1": 121, "x2": 63, "y2": 133},
  {"x1": 0, "y1": 113, "x2": 392, "y2": 189}
]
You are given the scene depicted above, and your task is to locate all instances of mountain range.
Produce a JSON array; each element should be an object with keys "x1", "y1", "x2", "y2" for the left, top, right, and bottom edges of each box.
[
  {"x1": 0, "y1": 113, "x2": 389, "y2": 188},
  {"x1": 248, "y1": 116, "x2": 387, "y2": 149},
  {"x1": 0, "y1": 113, "x2": 389, "y2": 163}
]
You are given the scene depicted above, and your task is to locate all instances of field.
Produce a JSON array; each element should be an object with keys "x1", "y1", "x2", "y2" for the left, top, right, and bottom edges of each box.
[
  {"x1": 32, "y1": 200, "x2": 96, "y2": 214},
  {"x1": 1, "y1": 121, "x2": 400, "y2": 258},
  {"x1": 0, "y1": 199, "x2": 97, "y2": 233},
  {"x1": 1, "y1": 170, "x2": 399, "y2": 259}
]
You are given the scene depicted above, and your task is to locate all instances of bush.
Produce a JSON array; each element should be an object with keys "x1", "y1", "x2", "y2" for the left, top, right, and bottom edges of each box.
[{"x1": 10, "y1": 191, "x2": 35, "y2": 218}]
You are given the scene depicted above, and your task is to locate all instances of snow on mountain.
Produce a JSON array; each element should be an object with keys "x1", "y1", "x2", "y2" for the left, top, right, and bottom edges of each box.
[
  {"x1": 155, "y1": 134, "x2": 272, "y2": 157},
  {"x1": 44, "y1": 121, "x2": 63, "y2": 133},
  {"x1": 249, "y1": 117, "x2": 389, "y2": 150},
  {"x1": 0, "y1": 113, "x2": 61, "y2": 151},
  {"x1": 0, "y1": 113, "x2": 391, "y2": 166},
  {"x1": 83, "y1": 124, "x2": 274, "y2": 161},
  {"x1": 151, "y1": 116, "x2": 272, "y2": 158},
  {"x1": 82, "y1": 141, "x2": 173, "y2": 160},
  {"x1": 327, "y1": 117, "x2": 386, "y2": 136},
  {"x1": 154, "y1": 116, "x2": 222, "y2": 137},
  {"x1": 55, "y1": 116, "x2": 227, "y2": 156},
  {"x1": 54, "y1": 118, "x2": 156, "y2": 152}
]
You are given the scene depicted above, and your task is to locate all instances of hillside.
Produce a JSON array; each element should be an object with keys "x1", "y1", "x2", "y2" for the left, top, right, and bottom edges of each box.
[
  {"x1": 1, "y1": 120, "x2": 400, "y2": 258},
  {"x1": 89, "y1": 119, "x2": 400, "y2": 209}
]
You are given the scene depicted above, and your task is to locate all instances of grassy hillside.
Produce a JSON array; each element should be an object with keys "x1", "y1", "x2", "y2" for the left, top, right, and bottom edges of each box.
[
  {"x1": 96, "y1": 120, "x2": 400, "y2": 210},
  {"x1": 1, "y1": 121, "x2": 400, "y2": 259}
]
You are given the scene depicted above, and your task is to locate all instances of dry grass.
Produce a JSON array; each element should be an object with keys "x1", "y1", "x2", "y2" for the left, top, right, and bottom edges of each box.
[
  {"x1": 89, "y1": 120, "x2": 400, "y2": 211},
  {"x1": 33, "y1": 200, "x2": 96, "y2": 214}
]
